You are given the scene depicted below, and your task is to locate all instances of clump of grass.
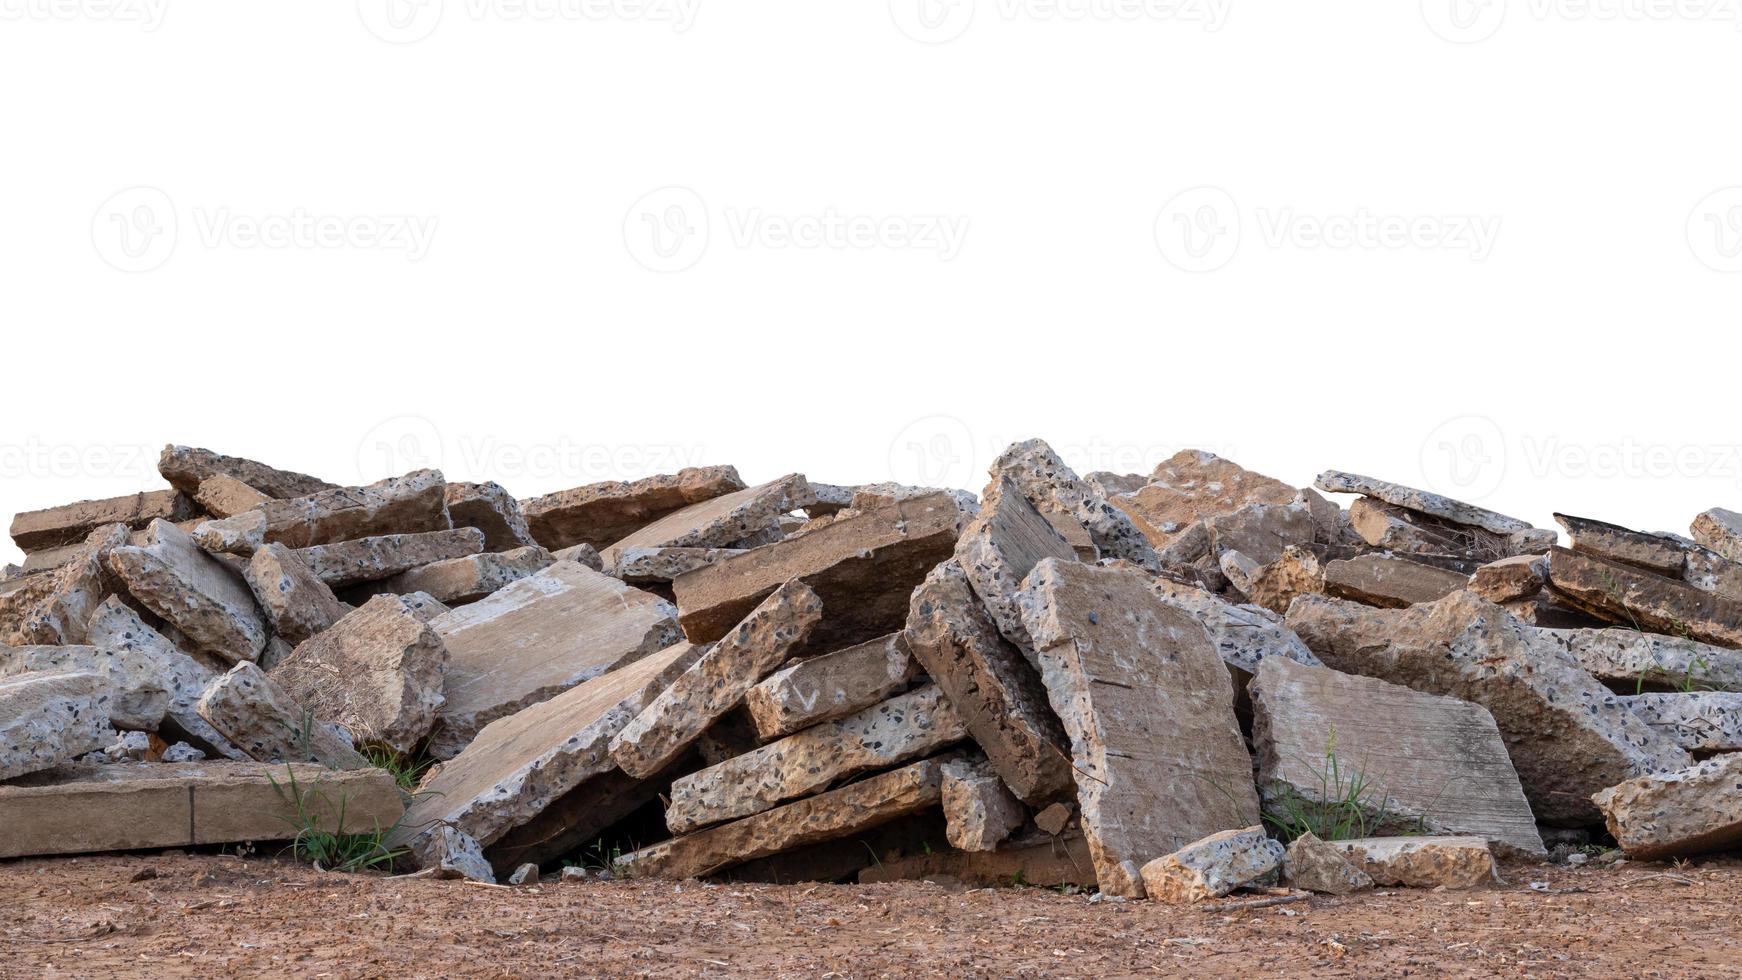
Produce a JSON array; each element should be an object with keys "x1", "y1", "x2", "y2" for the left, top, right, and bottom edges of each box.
[
  {"x1": 363, "y1": 745, "x2": 434, "y2": 791},
  {"x1": 1262, "y1": 728, "x2": 1415, "y2": 843},
  {"x1": 571, "y1": 839, "x2": 636, "y2": 880},
  {"x1": 268, "y1": 765, "x2": 407, "y2": 873}
]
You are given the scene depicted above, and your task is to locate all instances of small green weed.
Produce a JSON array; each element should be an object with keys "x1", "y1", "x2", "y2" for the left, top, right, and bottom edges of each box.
[{"x1": 268, "y1": 765, "x2": 407, "y2": 874}]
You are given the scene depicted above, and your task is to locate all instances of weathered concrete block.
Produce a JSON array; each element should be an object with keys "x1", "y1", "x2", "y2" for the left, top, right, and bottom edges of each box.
[
  {"x1": 1251, "y1": 656, "x2": 1544, "y2": 855},
  {"x1": 367, "y1": 546, "x2": 553, "y2": 605},
  {"x1": 421, "y1": 825, "x2": 497, "y2": 883},
  {"x1": 445, "y1": 481, "x2": 537, "y2": 552},
  {"x1": 1619, "y1": 692, "x2": 1742, "y2": 752},
  {"x1": 1138, "y1": 826, "x2": 1283, "y2": 904},
  {"x1": 665, "y1": 684, "x2": 965, "y2": 834},
  {"x1": 1286, "y1": 592, "x2": 1690, "y2": 825},
  {"x1": 600, "y1": 474, "x2": 812, "y2": 570},
  {"x1": 0, "y1": 670, "x2": 113, "y2": 780},
  {"x1": 1151, "y1": 580, "x2": 1322, "y2": 674},
  {"x1": 11, "y1": 524, "x2": 129, "y2": 646},
  {"x1": 942, "y1": 756, "x2": 1028, "y2": 852},
  {"x1": 1547, "y1": 547, "x2": 1742, "y2": 648},
  {"x1": 1205, "y1": 500, "x2": 1316, "y2": 566},
  {"x1": 159, "y1": 444, "x2": 336, "y2": 500},
  {"x1": 553, "y1": 542, "x2": 606, "y2": 572},
  {"x1": 196, "y1": 662, "x2": 367, "y2": 769},
  {"x1": 1282, "y1": 831, "x2": 1373, "y2": 895},
  {"x1": 194, "y1": 475, "x2": 270, "y2": 519},
  {"x1": 521, "y1": 466, "x2": 746, "y2": 552},
  {"x1": 955, "y1": 476, "x2": 1078, "y2": 654},
  {"x1": 1532, "y1": 627, "x2": 1742, "y2": 691},
  {"x1": 1468, "y1": 554, "x2": 1546, "y2": 604},
  {"x1": 619, "y1": 757, "x2": 947, "y2": 880},
  {"x1": 1019, "y1": 559, "x2": 1261, "y2": 898},
  {"x1": 428, "y1": 560, "x2": 680, "y2": 758},
  {"x1": 1111, "y1": 450, "x2": 1297, "y2": 551},
  {"x1": 1323, "y1": 554, "x2": 1469, "y2": 608},
  {"x1": 0, "y1": 646, "x2": 168, "y2": 732},
  {"x1": 85, "y1": 596, "x2": 241, "y2": 758},
  {"x1": 1691, "y1": 507, "x2": 1742, "y2": 563},
  {"x1": 10, "y1": 489, "x2": 195, "y2": 553},
  {"x1": 672, "y1": 493, "x2": 959, "y2": 648},
  {"x1": 108, "y1": 519, "x2": 269, "y2": 664},
  {"x1": 1234, "y1": 546, "x2": 1324, "y2": 616},
  {"x1": 0, "y1": 761, "x2": 401, "y2": 859},
  {"x1": 989, "y1": 439, "x2": 1156, "y2": 568},
  {"x1": 1314, "y1": 470, "x2": 1534, "y2": 535},
  {"x1": 611, "y1": 580, "x2": 822, "y2": 779},
  {"x1": 193, "y1": 469, "x2": 450, "y2": 555},
  {"x1": 1556, "y1": 513, "x2": 1687, "y2": 577},
  {"x1": 905, "y1": 559, "x2": 1072, "y2": 805},
  {"x1": 269, "y1": 595, "x2": 448, "y2": 754},
  {"x1": 743, "y1": 631, "x2": 915, "y2": 741},
  {"x1": 1593, "y1": 754, "x2": 1742, "y2": 860},
  {"x1": 243, "y1": 543, "x2": 350, "y2": 645},
  {"x1": 614, "y1": 546, "x2": 744, "y2": 584},
  {"x1": 294, "y1": 528, "x2": 486, "y2": 589},
  {"x1": 1330, "y1": 836, "x2": 1497, "y2": 889}
]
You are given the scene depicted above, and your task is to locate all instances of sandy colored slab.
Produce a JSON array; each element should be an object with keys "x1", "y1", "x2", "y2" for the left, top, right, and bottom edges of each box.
[
  {"x1": 988, "y1": 439, "x2": 1155, "y2": 567},
  {"x1": 294, "y1": 528, "x2": 486, "y2": 589},
  {"x1": 1139, "y1": 826, "x2": 1283, "y2": 904},
  {"x1": 445, "y1": 481, "x2": 537, "y2": 552},
  {"x1": 108, "y1": 519, "x2": 269, "y2": 664},
  {"x1": 521, "y1": 466, "x2": 746, "y2": 552},
  {"x1": 1547, "y1": 547, "x2": 1742, "y2": 648},
  {"x1": 1314, "y1": 470, "x2": 1533, "y2": 535},
  {"x1": 193, "y1": 469, "x2": 451, "y2": 555},
  {"x1": 366, "y1": 546, "x2": 553, "y2": 605},
  {"x1": 1594, "y1": 754, "x2": 1742, "y2": 860},
  {"x1": 1323, "y1": 554, "x2": 1469, "y2": 608},
  {"x1": 195, "y1": 475, "x2": 270, "y2": 519},
  {"x1": 955, "y1": 476, "x2": 1078, "y2": 653},
  {"x1": 1113, "y1": 450, "x2": 1297, "y2": 551},
  {"x1": 1556, "y1": 513, "x2": 1687, "y2": 577},
  {"x1": 10, "y1": 489, "x2": 195, "y2": 553},
  {"x1": 1331, "y1": 836, "x2": 1497, "y2": 889},
  {"x1": 743, "y1": 631, "x2": 915, "y2": 741},
  {"x1": 600, "y1": 474, "x2": 812, "y2": 570},
  {"x1": 158, "y1": 444, "x2": 336, "y2": 500}
]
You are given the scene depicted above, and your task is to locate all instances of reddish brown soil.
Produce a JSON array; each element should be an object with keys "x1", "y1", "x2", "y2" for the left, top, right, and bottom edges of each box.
[{"x1": 1, "y1": 854, "x2": 1740, "y2": 978}]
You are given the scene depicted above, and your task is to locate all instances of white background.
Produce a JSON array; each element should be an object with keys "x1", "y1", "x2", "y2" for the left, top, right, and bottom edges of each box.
[{"x1": 4, "y1": 0, "x2": 1740, "y2": 566}]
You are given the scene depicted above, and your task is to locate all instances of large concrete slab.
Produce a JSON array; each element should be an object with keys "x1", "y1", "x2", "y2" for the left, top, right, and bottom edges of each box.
[
  {"x1": 1619, "y1": 692, "x2": 1742, "y2": 752},
  {"x1": 599, "y1": 474, "x2": 812, "y2": 570},
  {"x1": 428, "y1": 560, "x2": 681, "y2": 758},
  {"x1": 1018, "y1": 559, "x2": 1261, "y2": 898},
  {"x1": 108, "y1": 519, "x2": 269, "y2": 664},
  {"x1": 0, "y1": 645, "x2": 168, "y2": 732},
  {"x1": 1251, "y1": 656, "x2": 1544, "y2": 856},
  {"x1": 1531, "y1": 628, "x2": 1742, "y2": 691},
  {"x1": 1314, "y1": 470, "x2": 1535, "y2": 535},
  {"x1": 0, "y1": 670, "x2": 112, "y2": 781},
  {"x1": 673, "y1": 493, "x2": 960, "y2": 647},
  {"x1": 158, "y1": 444, "x2": 336, "y2": 500},
  {"x1": 85, "y1": 596, "x2": 240, "y2": 758},
  {"x1": 1286, "y1": 592, "x2": 1691, "y2": 825},
  {"x1": 294, "y1": 528, "x2": 486, "y2": 589},
  {"x1": 1593, "y1": 754, "x2": 1742, "y2": 860},
  {"x1": 521, "y1": 466, "x2": 746, "y2": 552},
  {"x1": 1323, "y1": 554, "x2": 1469, "y2": 608},
  {"x1": 743, "y1": 631, "x2": 915, "y2": 741},
  {"x1": 1556, "y1": 513, "x2": 1687, "y2": 577},
  {"x1": 955, "y1": 476, "x2": 1078, "y2": 654},
  {"x1": 1546, "y1": 547, "x2": 1742, "y2": 648},
  {"x1": 10, "y1": 489, "x2": 195, "y2": 553},
  {"x1": 193, "y1": 469, "x2": 451, "y2": 555},
  {"x1": 0, "y1": 761, "x2": 401, "y2": 859}
]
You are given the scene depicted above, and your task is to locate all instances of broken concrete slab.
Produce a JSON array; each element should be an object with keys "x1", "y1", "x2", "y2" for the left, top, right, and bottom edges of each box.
[
  {"x1": 422, "y1": 826, "x2": 497, "y2": 883},
  {"x1": 743, "y1": 631, "x2": 916, "y2": 741},
  {"x1": 672, "y1": 493, "x2": 960, "y2": 648},
  {"x1": 905, "y1": 559, "x2": 1072, "y2": 805},
  {"x1": 1619, "y1": 692, "x2": 1742, "y2": 752},
  {"x1": 664, "y1": 683, "x2": 965, "y2": 834},
  {"x1": 195, "y1": 662, "x2": 368, "y2": 769},
  {"x1": 1680, "y1": 541, "x2": 1742, "y2": 603},
  {"x1": 1314, "y1": 470, "x2": 1535, "y2": 536},
  {"x1": 445, "y1": 481, "x2": 537, "y2": 552},
  {"x1": 1151, "y1": 580, "x2": 1323, "y2": 674},
  {"x1": 942, "y1": 756, "x2": 1027, "y2": 852},
  {"x1": 1138, "y1": 826, "x2": 1283, "y2": 904},
  {"x1": 1112, "y1": 450, "x2": 1298, "y2": 551},
  {"x1": 392, "y1": 640, "x2": 701, "y2": 863},
  {"x1": 159, "y1": 444, "x2": 336, "y2": 500},
  {"x1": 243, "y1": 543, "x2": 351, "y2": 646},
  {"x1": 84, "y1": 596, "x2": 240, "y2": 758},
  {"x1": 552, "y1": 542, "x2": 605, "y2": 572},
  {"x1": 1019, "y1": 559, "x2": 1261, "y2": 898},
  {"x1": 294, "y1": 528, "x2": 486, "y2": 590},
  {"x1": 1531, "y1": 627, "x2": 1742, "y2": 691},
  {"x1": 194, "y1": 475, "x2": 270, "y2": 519},
  {"x1": 108, "y1": 519, "x2": 269, "y2": 664},
  {"x1": 0, "y1": 670, "x2": 114, "y2": 780},
  {"x1": 10, "y1": 489, "x2": 195, "y2": 554},
  {"x1": 1205, "y1": 500, "x2": 1316, "y2": 566},
  {"x1": 268, "y1": 595, "x2": 449, "y2": 754},
  {"x1": 1468, "y1": 554, "x2": 1546, "y2": 604},
  {"x1": 955, "y1": 476, "x2": 1079, "y2": 654},
  {"x1": 1546, "y1": 546, "x2": 1742, "y2": 648},
  {"x1": 1593, "y1": 754, "x2": 1742, "y2": 860},
  {"x1": 611, "y1": 581, "x2": 822, "y2": 779},
  {"x1": 989, "y1": 439, "x2": 1156, "y2": 568},
  {"x1": 613, "y1": 546, "x2": 744, "y2": 584},
  {"x1": 1323, "y1": 554, "x2": 1470, "y2": 608},
  {"x1": 1251, "y1": 656, "x2": 1544, "y2": 855},
  {"x1": 365, "y1": 546, "x2": 553, "y2": 605},
  {"x1": 0, "y1": 760, "x2": 402, "y2": 859},
  {"x1": 1282, "y1": 831, "x2": 1373, "y2": 895},
  {"x1": 193, "y1": 469, "x2": 451, "y2": 555},
  {"x1": 599, "y1": 473, "x2": 813, "y2": 570},
  {"x1": 1331, "y1": 836, "x2": 1497, "y2": 889},
  {"x1": 1286, "y1": 592, "x2": 1691, "y2": 825},
  {"x1": 1240, "y1": 546, "x2": 1325, "y2": 616},
  {"x1": 11, "y1": 523, "x2": 129, "y2": 646},
  {"x1": 1691, "y1": 507, "x2": 1742, "y2": 563},
  {"x1": 521, "y1": 466, "x2": 746, "y2": 552},
  {"x1": 1556, "y1": 513, "x2": 1687, "y2": 577},
  {"x1": 0, "y1": 646, "x2": 168, "y2": 732},
  {"x1": 429, "y1": 560, "x2": 682, "y2": 759},
  {"x1": 618, "y1": 757, "x2": 947, "y2": 880}
]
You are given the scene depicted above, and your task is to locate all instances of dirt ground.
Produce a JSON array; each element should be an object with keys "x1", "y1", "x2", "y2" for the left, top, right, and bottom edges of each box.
[{"x1": 2, "y1": 854, "x2": 1740, "y2": 979}]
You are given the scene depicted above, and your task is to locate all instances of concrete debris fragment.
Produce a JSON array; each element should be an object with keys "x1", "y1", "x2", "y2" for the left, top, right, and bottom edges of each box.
[
  {"x1": 195, "y1": 662, "x2": 368, "y2": 770},
  {"x1": 1138, "y1": 826, "x2": 1284, "y2": 904},
  {"x1": 0, "y1": 645, "x2": 169, "y2": 732},
  {"x1": 990, "y1": 439, "x2": 1157, "y2": 568},
  {"x1": 1546, "y1": 546, "x2": 1742, "y2": 648},
  {"x1": 1593, "y1": 754, "x2": 1742, "y2": 860},
  {"x1": 193, "y1": 475, "x2": 270, "y2": 519},
  {"x1": 521, "y1": 466, "x2": 746, "y2": 552},
  {"x1": 1314, "y1": 470, "x2": 1535, "y2": 536},
  {"x1": 294, "y1": 528, "x2": 486, "y2": 589},
  {"x1": 0, "y1": 670, "x2": 114, "y2": 781},
  {"x1": 158, "y1": 445, "x2": 336, "y2": 500},
  {"x1": 941, "y1": 756, "x2": 1027, "y2": 852},
  {"x1": 10, "y1": 490, "x2": 195, "y2": 554},
  {"x1": 1331, "y1": 836, "x2": 1497, "y2": 889},
  {"x1": 364, "y1": 546, "x2": 553, "y2": 605},
  {"x1": 1619, "y1": 692, "x2": 1742, "y2": 752},
  {"x1": 1691, "y1": 507, "x2": 1742, "y2": 563},
  {"x1": 193, "y1": 469, "x2": 450, "y2": 555},
  {"x1": 743, "y1": 631, "x2": 916, "y2": 741},
  {"x1": 1112, "y1": 450, "x2": 1297, "y2": 551},
  {"x1": 84, "y1": 597, "x2": 240, "y2": 757},
  {"x1": 1322, "y1": 554, "x2": 1469, "y2": 608},
  {"x1": 243, "y1": 543, "x2": 351, "y2": 646},
  {"x1": 1283, "y1": 831, "x2": 1373, "y2": 895},
  {"x1": 599, "y1": 473, "x2": 813, "y2": 570},
  {"x1": 108, "y1": 520, "x2": 269, "y2": 664},
  {"x1": 445, "y1": 481, "x2": 538, "y2": 552}
]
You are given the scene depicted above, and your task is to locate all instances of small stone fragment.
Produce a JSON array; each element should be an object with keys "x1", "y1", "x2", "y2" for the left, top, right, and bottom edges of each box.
[
  {"x1": 507, "y1": 863, "x2": 539, "y2": 886},
  {"x1": 552, "y1": 542, "x2": 605, "y2": 571},
  {"x1": 194, "y1": 475, "x2": 270, "y2": 519},
  {"x1": 942, "y1": 756, "x2": 1027, "y2": 852},
  {"x1": 1034, "y1": 801, "x2": 1074, "y2": 836},
  {"x1": 1331, "y1": 836, "x2": 1497, "y2": 889},
  {"x1": 1138, "y1": 826, "x2": 1284, "y2": 904},
  {"x1": 1283, "y1": 831, "x2": 1373, "y2": 895},
  {"x1": 445, "y1": 481, "x2": 537, "y2": 552},
  {"x1": 421, "y1": 826, "x2": 497, "y2": 883},
  {"x1": 1468, "y1": 554, "x2": 1546, "y2": 604},
  {"x1": 1241, "y1": 545, "x2": 1325, "y2": 615},
  {"x1": 1691, "y1": 507, "x2": 1742, "y2": 563}
]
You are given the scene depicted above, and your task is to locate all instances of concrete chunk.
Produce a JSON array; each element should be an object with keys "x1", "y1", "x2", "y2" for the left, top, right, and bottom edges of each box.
[
  {"x1": 243, "y1": 543, "x2": 350, "y2": 645},
  {"x1": 11, "y1": 523, "x2": 129, "y2": 646},
  {"x1": 1593, "y1": 754, "x2": 1742, "y2": 860},
  {"x1": 942, "y1": 756, "x2": 1028, "y2": 852},
  {"x1": 1138, "y1": 826, "x2": 1284, "y2": 904},
  {"x1": 600, "y1": 474, "x2": 812, "y2": 570},
  {"x1": 366, "y1": 546, "x2": 554, "y2": 605},
  {"x1": 1241, "y1": 546, "x2": 1326, "y2": 615},
  {"x1": 193, "y1": 469, "x2": 450, "y2": 555},
  {"x1": 196, "y1": 662, "x2": 368, "y2": 769},
  {"x1": 665, "y1": 684, "x2": 965, "y2": 834},
  {"x1": 268, "y1": 595, "x2": 449, "y2": 754},
  {"x1": 1314, "y1": 470, "x2": 1534, "y2": 535},
  {"x1": 619, "y1": 757, "x2": 946, "y2": 880},
  {"x1": 904, "y1": 560, "x2": 1072, "y2": 805},
  {"x1": 1691, "y1": 507, "x2": 1742, "y2": 562},
  {"x1": 1018, "y1": 559, "x2": 1261, "y2": 897},
  {"x1": 1151, "y1": 580, "x2": 1323, "y2": 673},
  {"x1": 990, "y1": 439, "x2": 1156, "y2": 568},
  {"x1": 1556, "y1": 513, "x2": 1686, "y2": 577},
  {"x1": 552, "y1": 542, "x2": 606, "y2": 572},
  {"x1": 1286, "y1": 592, "x2": 1691, "y2": 825},
  {"x1": 611, "y1": 581, "x2": 822, "y2": 779},
  {"x1": 0, "y1": 646, "x2": 168, "y2": 732},
  {"x1": 194, "y1": 475, "x2": 270, "y2": 519},
  {"x1": 0, "y1": 761, "x2": 401, "y2": 859},
  {"x1": 108, "y1": 519, "x2": 269, "y2": 664},
  {"x1": 10, "y1": 489, "x2": 195, "y2": 553},
  {"x1": 521, "y1": 466, "x2": 746, "y2": 552},
  {"x1": 1547, "y1": 547, "x2": 1742, "y2": 648},
  {"x1": 1468, "y1": 554, "x2": 1546, "y2": 604},
  {"x1": 0, "y1": 670, "x2": 113, "y2": 780},
  {"x1": 1532, "y1": 627, "x2": 1742, "y2": 691},
  {"x1": 1619, "y1": 692, "x2": 1742, "y2": 751},
  {"x1": 1112, "y1": 450, "x2": 1298, "y2": 551},
  {"x1": 743, "y1": 631, "x2": 915, "y2": 741},
  {"x1": 445, "y1": 481, "x2": 537, "y2": 552},
  {"x1": 1331, "y1": 836, "x2": 1496, "y2": 889},
  {"x1": 1323, "y1": 554, "x2": 1469, "y2": 608},
  {"x1": 85, "y1": 597, "x2": 240, "y2": 758},
  {"x1": 1283, "y1": 831, "x2": 1373, "y2": 895},
  {"x1": 1251, "y1": 657, "x2": 1544, "y2": 855},
  {"x1": 955, "y1": 476, "x2": 1078, "y2": 654},
  {"x1": 159, "y1": 444, "x2": 336, "y2": 500},
  {"x1": 429, "y1": 560, "x2": 681, "y2": 759},
  {"x1": 295, "y1": 528, "x2": 486, "y2": 589},
  {"x1": 613, "y1": 546, "x2": 744, "y2": 584},
  {"x1": 673, "y1": 493, "x2": 959, "y2": 648}
]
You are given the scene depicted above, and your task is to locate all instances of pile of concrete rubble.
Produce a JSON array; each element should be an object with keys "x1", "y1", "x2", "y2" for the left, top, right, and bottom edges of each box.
[{"x1": 3, "y1": 440, "x2": 1741, "y2": 901}]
